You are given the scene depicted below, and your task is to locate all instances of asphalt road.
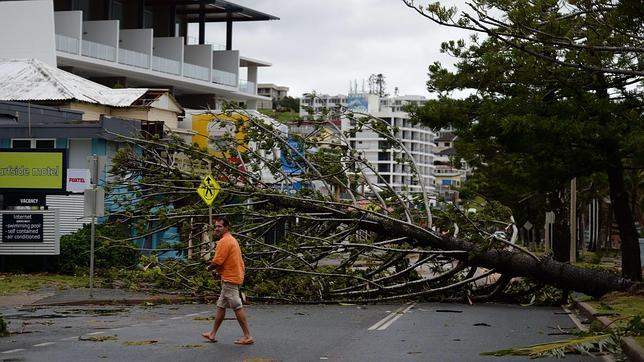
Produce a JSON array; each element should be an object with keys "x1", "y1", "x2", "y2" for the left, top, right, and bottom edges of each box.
[{"x1": 0, "y1": 302, "x2": 600, "y2": 361}]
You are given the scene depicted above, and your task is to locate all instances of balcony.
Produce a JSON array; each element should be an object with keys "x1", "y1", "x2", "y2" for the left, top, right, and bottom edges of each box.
[{"x1": 54, "y1": 11, "x2": 261, "y2": 97}]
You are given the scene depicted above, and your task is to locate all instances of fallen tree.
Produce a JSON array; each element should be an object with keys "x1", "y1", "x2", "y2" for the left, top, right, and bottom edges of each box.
[{"x1": 104, "y1": 108, "x2": 641, "y2": 302}]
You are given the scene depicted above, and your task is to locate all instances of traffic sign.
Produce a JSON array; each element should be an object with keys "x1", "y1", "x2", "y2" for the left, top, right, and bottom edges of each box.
[{"x1": 197, "y1": 174, "x2": 220, "y2": 206}]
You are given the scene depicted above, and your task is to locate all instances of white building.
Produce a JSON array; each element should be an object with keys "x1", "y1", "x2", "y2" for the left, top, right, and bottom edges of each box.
[
  {"x1": 257, "y1": 83, "x2": 289, "y2": 109},
  {"x1": 300, "y1": 92, "x2": 436, "y2": 197},
  {"x1": 0, "y1": 0, "x2": 278, "y2": 110}
]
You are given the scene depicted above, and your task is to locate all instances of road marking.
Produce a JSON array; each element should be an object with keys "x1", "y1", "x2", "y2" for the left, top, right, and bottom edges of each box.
[
  {"x1": 170, "y1": 317, "x2": 183, "y2": 320},
  {"x1": 110, "y1": 328, "x2": 123, "y2": 331},
  {"x1": 33, "y1": 342, "x2": 56, "y2": 347},
  {"x1": 153, "y1": 320, "x2": 165, "y2": 323},
  {"x1": 87, "y1": 331, "x2": 105, "y2": 335},
  {"x1": 132, "y1": 323, "x2": 146, "y2": 327},
  {"x1": 60, "y1": 336, "x2": 78, "y2": 341},
  {"x1": 368, "y1": 302, "x2": 416, "y2": 331},
  {"x1": 2, "y1": 349, "x2": 25, "y2": 354},
  {"x1": 186, "y1": 313, "x2": 200, "y2": 317}
]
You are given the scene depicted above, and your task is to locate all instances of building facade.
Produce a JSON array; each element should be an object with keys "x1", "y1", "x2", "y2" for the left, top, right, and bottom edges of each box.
[
  {"x1": 0, "y1": 0, "x2": 278, "y2": 110},
  {"x1": 300, "y1": 92, "x2": 436, "y2": 198},
  {"x1": 257, "y1": 83, "x2": 289, "y2": 109}
]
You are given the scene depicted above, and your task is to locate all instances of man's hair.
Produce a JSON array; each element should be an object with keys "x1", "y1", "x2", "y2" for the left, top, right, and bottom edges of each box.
[{"x1": 214, "y1": 216, "x2": 230, "y2": 227}]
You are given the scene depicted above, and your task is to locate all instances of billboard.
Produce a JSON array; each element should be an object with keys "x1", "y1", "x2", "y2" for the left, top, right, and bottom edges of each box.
[{"x1": 0, "y1": 149, "x2": 67, "y2": 193}]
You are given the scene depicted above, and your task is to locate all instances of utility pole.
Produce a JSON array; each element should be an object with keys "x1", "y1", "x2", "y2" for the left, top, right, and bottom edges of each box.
[{"x1": 570, "y1": 178, "x2": 577, "y2": 263}]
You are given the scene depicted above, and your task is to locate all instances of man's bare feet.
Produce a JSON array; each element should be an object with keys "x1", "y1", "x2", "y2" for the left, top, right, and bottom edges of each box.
[
  {"x1": 201, "y1": 332, "x2": 217, "y2": 343},
  {"x1": 234, "y1": 337, "x2": 254, "y2": 345}
]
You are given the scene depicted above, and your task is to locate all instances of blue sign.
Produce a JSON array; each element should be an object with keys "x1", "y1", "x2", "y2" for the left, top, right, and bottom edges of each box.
[{"x1": 281, "y1": 138, "x2": 305, "y2": 176}]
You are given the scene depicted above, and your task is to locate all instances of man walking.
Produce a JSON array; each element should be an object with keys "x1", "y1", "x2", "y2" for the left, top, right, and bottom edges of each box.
[{"x1": 201, "y1": 216, "x2": 254, "y2": 345}]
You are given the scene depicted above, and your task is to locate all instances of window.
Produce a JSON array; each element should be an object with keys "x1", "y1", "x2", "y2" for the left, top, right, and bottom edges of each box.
[{"x1": 11, "y1": 139, "x2": 55, "y2": 149}]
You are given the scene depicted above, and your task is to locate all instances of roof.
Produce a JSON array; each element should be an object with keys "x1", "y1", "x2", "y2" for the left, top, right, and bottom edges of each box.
[
  {"x1": 438, "y1": 148, "x2": 458, "y2": 156},
  {"x1": 0, "y1": 59, "x2": 149, "y2": 107},
  {"x1": 145, "y1": 0, "x2": 279, "y2": 22},
  {"x1": 435, "y1": 132, "x2": 456, "y2": 142}
]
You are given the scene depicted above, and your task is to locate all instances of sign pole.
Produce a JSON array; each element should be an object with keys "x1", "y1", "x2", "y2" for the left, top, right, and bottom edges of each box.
[{"x1": 89, "y1": 154, "x2": 97, "y2": 298}]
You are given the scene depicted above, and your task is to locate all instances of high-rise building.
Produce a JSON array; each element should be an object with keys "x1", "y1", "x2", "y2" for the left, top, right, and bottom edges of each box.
[{"x1": 300, "y1": 92, "x2": 436, "y2": 199}]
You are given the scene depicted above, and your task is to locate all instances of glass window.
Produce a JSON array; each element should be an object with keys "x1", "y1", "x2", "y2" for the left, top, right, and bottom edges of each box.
[
  {"x1": 11, "y1": 139, "x2": 31, "y2": 149},
  {"x1": 36, "y1": 139, "x2": 55, "y2": 149}
]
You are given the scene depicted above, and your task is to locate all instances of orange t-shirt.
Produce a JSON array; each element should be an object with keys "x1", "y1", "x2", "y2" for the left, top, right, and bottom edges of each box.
[{"x1": 212, "y1": 232, "x2": 245, "y2": 285}]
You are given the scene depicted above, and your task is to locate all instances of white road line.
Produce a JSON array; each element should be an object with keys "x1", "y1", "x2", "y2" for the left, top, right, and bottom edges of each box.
[
  {"x1": 368, "y1": 302, "x2": 415, "y2": 331},
  {"x1": 199, "y1": 311, "x2": 210, "y2": 314},
  {"x1": 60, "y1": 336, "x2": 79, "y2": 341},
  {"x1": 186, "y1": 313, "x2": 200, "y2": 317},
  {"x1": 132, "y1": 323, "x2": 146, "y2": 327},
  {"x1": 153, "y1": 320, "x2": 165, "y2": 323},
  {"x1": 2, "y1": 349, "x2": 25, "y2": 354},
  {"x1": 110, "y1": 328, "x2": 123, "y2": 331},
  {"x1": 377, "y1": 303, "x2": 416, "y2": 330},
  {"x1": 87, "y1": 331, "x2": 105, "y2": 335},
  {"x1": 170, "y1": 317, "x2": 183, "y2": 320},
  {"x1": 33, "y1": 342, "x2": 56, "y2": 347}
]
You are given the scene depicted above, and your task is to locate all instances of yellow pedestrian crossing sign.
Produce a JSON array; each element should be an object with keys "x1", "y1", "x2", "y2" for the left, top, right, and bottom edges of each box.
[{"x1": 197, "y1": 174, "x2": 220, "y2": 206}]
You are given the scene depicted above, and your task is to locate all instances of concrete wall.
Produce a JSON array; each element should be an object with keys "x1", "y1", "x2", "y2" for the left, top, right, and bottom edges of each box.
[
  {"x1": 0, "y1": 0, "x2": 56, "y2": 66},
  {"x1": 185, "y1": 44, "x2": 212, "y2": 67},
  {"x1": 54, "y1": 11, "x2": 82, "y2": 39},
  {"x1": 212, "y1": 50, "x2": 239, "y2": 75},
  {"x1": 83, "y1": 20, "x2": 119, "y2": 47},
  {"x1": 153, "y1": 37, "x2": 183, "y2": 61},
  {"x1": 120, "y1": 28, "x2": 153, "y2": 54}
]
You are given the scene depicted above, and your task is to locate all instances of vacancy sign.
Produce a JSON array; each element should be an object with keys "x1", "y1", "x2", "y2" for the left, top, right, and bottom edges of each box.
[{"x1": 197, "y1": 174, "x2": 220, "y2": 206}]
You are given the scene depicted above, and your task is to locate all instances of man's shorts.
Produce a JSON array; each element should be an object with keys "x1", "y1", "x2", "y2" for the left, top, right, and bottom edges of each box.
[{"x1": 217, "y1": 282, "x2": 243, "y2": 310}]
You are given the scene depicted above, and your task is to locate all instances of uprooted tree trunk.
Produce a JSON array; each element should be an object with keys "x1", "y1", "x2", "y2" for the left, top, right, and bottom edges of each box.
[{"x1": 264, "y1": 194, "x2": 638, "y2": 298}]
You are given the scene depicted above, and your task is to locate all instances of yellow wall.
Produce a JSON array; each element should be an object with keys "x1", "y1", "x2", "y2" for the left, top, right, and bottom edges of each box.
[{"x1": 191, "y1": 112, "x2": 248, "y2": 158}]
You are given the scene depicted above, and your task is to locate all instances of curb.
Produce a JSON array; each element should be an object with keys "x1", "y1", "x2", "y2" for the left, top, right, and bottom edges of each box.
[
  {"x1": 30, "y1": 295, "x2": 202, "y2": 307},
  {"x1": 575, "y1": 301, "x2": 644, "y2": 362}
]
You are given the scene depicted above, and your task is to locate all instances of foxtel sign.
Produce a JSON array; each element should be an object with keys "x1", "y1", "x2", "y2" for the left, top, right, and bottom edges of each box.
[{"x1": 0, "y1": 149, "x2": 67, "y2": 194}]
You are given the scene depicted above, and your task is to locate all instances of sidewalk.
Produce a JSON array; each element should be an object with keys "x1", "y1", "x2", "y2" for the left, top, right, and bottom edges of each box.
[{"x1": 0, "y1": 287, "x2": 198, "y2": 307}]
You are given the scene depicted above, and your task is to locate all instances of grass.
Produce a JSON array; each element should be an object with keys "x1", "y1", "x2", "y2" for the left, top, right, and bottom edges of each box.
[
  {"x1": 0, "y1": 273, "x2": 93, "y2": 294},
  {"x1": 586, "y1": 292, "x2": 644, "y2": 347},
  {"x1": 257, "y1": 109, "x2": 300, "y2": 123}
]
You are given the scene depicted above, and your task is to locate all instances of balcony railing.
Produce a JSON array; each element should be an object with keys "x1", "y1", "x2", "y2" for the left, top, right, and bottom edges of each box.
[
  {"x1": 212, "y1": 68, "x2": 237, "y2": 87},
  {"x1": 81, "y1": 39, "x2": 116, "y2": 62},
  {"x1": 118, "y1": 48, "x2": 149, "y2": 69},
  {"x1": 186, "y1": 36, "x2": 226, "y2": 50},
  {"x1": 55, "y1": 34, "x2": 79, "y2": 54},
  {"x1": 183, "y1": 63, "x2": 210, "y2": 81},
  {"x1": 239, "y1": 79, "x2": 256, "y2": 94},
  {"x1": 56, "y1": 33, "x2": 252, "y2": 91},
  {"x1": 151, "y1": 56, "x2": 181, "y2": 75}
]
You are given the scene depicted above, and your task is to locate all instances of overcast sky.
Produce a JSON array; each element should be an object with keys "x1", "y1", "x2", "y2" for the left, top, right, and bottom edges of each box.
[{"x1": 191, "y1": 1, "x2": 472, "y2": 98}]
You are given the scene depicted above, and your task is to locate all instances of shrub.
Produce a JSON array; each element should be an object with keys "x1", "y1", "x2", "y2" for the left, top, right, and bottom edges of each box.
[{"x1": 55, "y1": 223, "x2": 140, "y2": 275}]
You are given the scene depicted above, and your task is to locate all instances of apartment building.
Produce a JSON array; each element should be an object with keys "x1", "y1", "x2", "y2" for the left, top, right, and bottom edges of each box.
[
  {"x1": 433, "y1": 130, "x2": 468, "y2": 203},
  {"x1": 257, "y1": 83, "x2": 289, "y2": 109},
  {"x1": 0, "y1": 0, "x2": 278, "y2": 110},
  {"x1": 300, "y1": 92, "x2": 436, "y2": 198}
]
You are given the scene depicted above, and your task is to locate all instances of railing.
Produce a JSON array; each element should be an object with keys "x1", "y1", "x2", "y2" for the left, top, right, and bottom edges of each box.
[
  {"x1": 55, "y1": 34, "x2": 79, "y2": 54},
  {"x1": 186, "y1": 36, "x2": 226, "y2": 50},
  {"x1": 118, "y1": 48, "x2": 149, "y2": 69},
  {"x1": 212, "y1": 68, "x2": 237, "y2": 87},
  {"x1": 81, "y1": 39, "x2": 116, "y2": 62},
  {"x1": 151, "y1": 55, "x2": 181, "y2": 75},
  {"x1": 183, "y1": 63, "x2": 210, "y2": 81},
  {"x1": 239, "y1": 79, "x2": 256, "y2": 94}
]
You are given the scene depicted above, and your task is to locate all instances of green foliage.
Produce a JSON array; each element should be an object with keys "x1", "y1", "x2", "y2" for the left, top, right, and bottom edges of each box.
[
  {"x1": 0, "y1": 315, "x2": 9, "y2": 337},
  {"x1": 481, "y1": 334, "x2": 619, "y2": 358},
  {"x1": 56, "y1": 223, "x2": 140, "y2": 275},
  {"x1": 257, "y1": 109, "x2": 301, "y2": 123}
]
